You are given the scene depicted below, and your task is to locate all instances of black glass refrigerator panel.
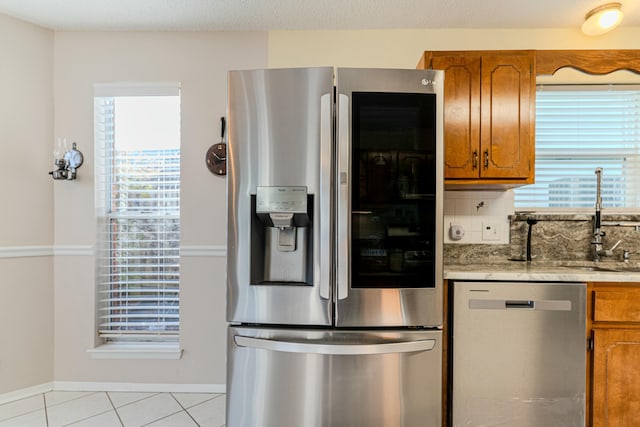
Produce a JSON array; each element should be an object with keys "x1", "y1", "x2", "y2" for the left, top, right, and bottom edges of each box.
[{"x1": 351, "y1": 92, "x2": 437, "y2": 288}]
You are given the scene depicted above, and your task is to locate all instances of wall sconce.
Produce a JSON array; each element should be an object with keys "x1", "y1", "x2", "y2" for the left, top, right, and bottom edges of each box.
[
  {"x1": 50, "y1": 138, "x2": 84, "y2": 180},
  {"x1": 582, "y1": 2, "x2": 624, "y2": 36}
]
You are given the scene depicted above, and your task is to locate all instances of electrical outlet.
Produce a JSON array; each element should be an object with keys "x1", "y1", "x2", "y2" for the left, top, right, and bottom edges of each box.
[{"x1": 482, "y1": 222, "x2": 500, "y2": 241}]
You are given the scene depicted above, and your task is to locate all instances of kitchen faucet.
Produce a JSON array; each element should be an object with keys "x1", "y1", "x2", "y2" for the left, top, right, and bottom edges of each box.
[
  {"x1": 526, "y1": 218, "x2": 538, "y2": 262},
  {"x1": 592, "y1": 167, "x2": 622, "y2": 261}
]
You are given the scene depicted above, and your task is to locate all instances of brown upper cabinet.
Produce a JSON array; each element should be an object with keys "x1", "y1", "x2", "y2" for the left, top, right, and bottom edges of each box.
[
  {"x1": 418, "y1": 49, "x2": 640, "y2": 189},
  {"x1": 536, "y1": 50, "x2": 640, "y2": 76},
  {"x1": 419, "y1": 50, "x2": 535, "y2": 188}
]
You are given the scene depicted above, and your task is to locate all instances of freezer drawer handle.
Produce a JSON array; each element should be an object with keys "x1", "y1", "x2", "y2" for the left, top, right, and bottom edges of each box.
[{"x1": 234, "y1": 336, "x2": 436, "y2": 355}]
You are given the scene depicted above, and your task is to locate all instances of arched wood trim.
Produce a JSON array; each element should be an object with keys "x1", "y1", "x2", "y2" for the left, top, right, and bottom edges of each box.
[{"x1": 536, "y1": 50, "x2": 640, "y2": 76}]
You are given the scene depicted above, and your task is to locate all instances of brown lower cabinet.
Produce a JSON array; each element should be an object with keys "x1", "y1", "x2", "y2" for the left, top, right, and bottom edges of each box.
[{"x1": 588, "y1": 283, "x2": 640, "y2": 427}]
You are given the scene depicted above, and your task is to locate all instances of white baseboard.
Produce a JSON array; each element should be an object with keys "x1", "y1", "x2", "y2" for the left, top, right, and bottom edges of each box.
[
  {"x1": 0, "y1": 382, "x2": 226, "y2": 405},
  {"x1": 53, "y1": 381, "x2": 226, "y2": 394},
  {"x1": 0, "y1": 382, "x2": 53, "y2": 405}
]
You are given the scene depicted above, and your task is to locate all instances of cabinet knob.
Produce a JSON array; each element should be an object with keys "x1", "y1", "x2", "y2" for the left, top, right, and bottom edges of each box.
[
  {"x1": 472, "y1": 150, "x2": 478, "y2": 170},
  {"x1": 483, "y1": 149, "x2": 489, "y2": 169}
]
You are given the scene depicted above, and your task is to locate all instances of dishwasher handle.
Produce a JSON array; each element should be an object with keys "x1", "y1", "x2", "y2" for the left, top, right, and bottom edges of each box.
[
  {"x1": 505, "y1": 300, "x2": 534, "y2": 309},
  {"x1": 469, "y1": 299, "x2": 572, "y2": 311}
]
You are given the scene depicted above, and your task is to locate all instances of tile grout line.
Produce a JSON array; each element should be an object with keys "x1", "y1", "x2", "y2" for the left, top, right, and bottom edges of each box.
[
  {"x1": 111, "y1": 392, "x2": 192, "y2": 427},
  {"x1": 56, "y1": 393, "x2": 115, "y2": 427},
  {"x1": 0, "y1": 391, "x2": 225, "y2": 426},
  {"x1": 139, "y1": 409, "x2": 192, "y2": 427},
  {"x1": 111, "y1": 392, "x2": 160, "y2": 410},
  {"x1": 42, "y1": 394, "x2": 49, "y2": 427},
  {"x1": 181, "y1": 393, "x2": 226, "y2": 426},
  {"x1": 44, "y1": 391, "x2": 100, "y2": 409},
  {"x1": 168, "y1": 393, "x2": 200, "y2": 427},
  {"x1": 0, "y1": 395, "x2": 46, "y2": 425},
  {"x1": 214, "y1": 394, "x2": 226, "y2": 427},
  {"x1": 105, "y1": 392, "x2": 125, "y2": 427},
  {"x1": 61, "y1": 409, "x2": 115, "y2": 426},
  {"x1": 189, "y1": 394, "x2": 226, "y2": 427}
]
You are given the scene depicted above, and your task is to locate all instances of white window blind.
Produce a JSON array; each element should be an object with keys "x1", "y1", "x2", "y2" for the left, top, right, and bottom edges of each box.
[
  {"x1": 94, "y1": 83, "x2": 181, "y2": 341},
  {"x1": 514, "y1": 85, "x2": 640, "y2": 209}
]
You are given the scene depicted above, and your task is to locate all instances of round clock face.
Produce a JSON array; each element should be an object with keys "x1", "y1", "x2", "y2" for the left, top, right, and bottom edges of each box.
[
  {"x1": 65, "y1": 149, "x2": 84, "y2": 168},
  {"x1": 206, "y1": 143, "x2": 226, "y2": 176}
]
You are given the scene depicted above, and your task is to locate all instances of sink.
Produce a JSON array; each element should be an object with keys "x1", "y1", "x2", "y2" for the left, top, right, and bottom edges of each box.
[
  {"x1": 559, "y1": 264, "x2": 640, "y2": 273},
  {"x1": 507, "y1": 259, "x2": 640, "y2": 273},
  {"x1": 560, "y1": 265, "x2": 620, "y2": 272},
  {"x1": 610, "y1": 266, "x2": 640, "y2": 272}
]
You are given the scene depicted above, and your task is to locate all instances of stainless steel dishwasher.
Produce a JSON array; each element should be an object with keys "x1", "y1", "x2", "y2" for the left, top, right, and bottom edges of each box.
[{"x1": 451, "y1": 281, "x2": 586, "y2": 427}]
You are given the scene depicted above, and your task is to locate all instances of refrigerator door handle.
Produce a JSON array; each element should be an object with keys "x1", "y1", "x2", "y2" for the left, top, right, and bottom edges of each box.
[
  {"x1": 234, "y1": 335, "x2": 436, "y2": 355},
  {"x1": 319, "y1": 93, "x2": 332, "y2": 300},
  {"x1": 337, "y1": 93, "x2": 350, "y2": 301}
]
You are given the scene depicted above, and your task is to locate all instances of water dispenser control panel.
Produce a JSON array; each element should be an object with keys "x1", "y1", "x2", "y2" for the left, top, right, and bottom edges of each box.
[{"x1": 256, "y1": 186, "x2": 308, "y2": 216}]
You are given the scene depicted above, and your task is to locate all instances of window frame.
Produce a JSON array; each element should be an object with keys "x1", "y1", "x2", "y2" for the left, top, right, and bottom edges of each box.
[{"x1": 94, "y1": 82, "x2": 181, "y2": 343}]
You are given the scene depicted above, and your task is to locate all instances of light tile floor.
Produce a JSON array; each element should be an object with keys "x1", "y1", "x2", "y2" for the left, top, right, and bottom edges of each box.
[{"x1": 0, "y1": 391, "x2": 225, "y2": 427}]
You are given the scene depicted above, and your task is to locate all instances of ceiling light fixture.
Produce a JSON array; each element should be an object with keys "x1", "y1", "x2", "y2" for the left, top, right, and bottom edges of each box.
[{"x1": 582, "y1": 2, "x2": 624, "y2": 36}]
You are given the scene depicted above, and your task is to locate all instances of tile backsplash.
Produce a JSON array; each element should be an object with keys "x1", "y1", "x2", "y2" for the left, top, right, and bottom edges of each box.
[
  {"x1": 444, "y1": 191, "x2": 513, "y2": 245},
  {"x1": 444, "y1": 212, "x2": 640, "y2": 265},
  {"x1": 443, "y1": 190, "x2": 640, "y2": 264}
]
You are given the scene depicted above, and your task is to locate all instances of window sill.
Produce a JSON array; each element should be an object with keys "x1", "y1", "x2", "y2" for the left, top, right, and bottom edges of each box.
[{"x1": 87, "y1": 343, "x2": 183, "y2": 360}]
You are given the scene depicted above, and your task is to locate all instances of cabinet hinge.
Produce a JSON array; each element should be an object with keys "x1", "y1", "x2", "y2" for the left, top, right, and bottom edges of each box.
[{"x1": 587, "y1": 336, "x2": 594, "y2": 352}]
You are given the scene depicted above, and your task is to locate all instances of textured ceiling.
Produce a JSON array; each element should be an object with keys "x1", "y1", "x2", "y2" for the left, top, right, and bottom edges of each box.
[{"x1": 0, "y1": 0, "x2": 638, "y2": 31}]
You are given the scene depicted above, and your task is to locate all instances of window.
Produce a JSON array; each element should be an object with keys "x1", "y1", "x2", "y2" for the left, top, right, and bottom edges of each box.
[
  {"x1": 514, "y1": 85, "x2": 640, "y2": 209},
  {"x1": 94, "y1": 83, "x2": 181, "y2": 342}
]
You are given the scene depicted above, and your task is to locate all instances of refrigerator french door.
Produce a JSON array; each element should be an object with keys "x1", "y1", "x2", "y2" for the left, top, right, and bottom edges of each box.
[
  {"x1": 226, "y1": 67, "x2": 444, "y2": 427},
  {"x1": 335, "y1": 69, "x2": 443, "y2": 327},
  {"x1": 226, "y1": 67, "x2": 334, "y2": 327}
]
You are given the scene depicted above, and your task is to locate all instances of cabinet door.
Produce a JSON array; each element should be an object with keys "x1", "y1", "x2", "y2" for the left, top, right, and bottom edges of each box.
[
  {"x1": 480, "y1": 53, "x2": 534, "y2": 180},
  {"x1": 592, "y1": 329, "x2": 640, "y2": 427},
  {"x1": 430, "y1": 54, "x2": 481, "y2": 180}
]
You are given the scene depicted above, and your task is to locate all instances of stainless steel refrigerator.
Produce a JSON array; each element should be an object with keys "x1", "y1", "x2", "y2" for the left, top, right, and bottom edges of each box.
[{"x1": 226, "y1": 67, "x2": 444, "y2": 427}]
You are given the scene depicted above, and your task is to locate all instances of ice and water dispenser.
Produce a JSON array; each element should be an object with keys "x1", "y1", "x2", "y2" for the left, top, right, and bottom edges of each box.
[{"x1": 251, "y1": 186, "x2": 313, "y2": 285}]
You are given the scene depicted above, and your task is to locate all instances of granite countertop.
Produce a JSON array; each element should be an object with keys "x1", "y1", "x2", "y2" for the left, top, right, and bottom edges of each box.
[{"x1": 444, "y1": 260, "x2": 640, "y2": 282}]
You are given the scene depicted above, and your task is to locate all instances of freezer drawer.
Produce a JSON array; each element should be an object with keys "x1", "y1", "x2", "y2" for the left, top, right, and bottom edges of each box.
[
  {"x1": 451, "y1": 281, "x2": 586, "y2": 427},
  {"x1": 227, "y1": 326, "x2": 442, "y2": 427}
]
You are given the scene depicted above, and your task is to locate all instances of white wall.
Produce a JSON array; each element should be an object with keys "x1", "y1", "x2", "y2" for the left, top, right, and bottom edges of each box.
[
  {"x1": 0, "y1": 14, "x2": 54, "y2": 394},
  {"x1": 0, "y1": 14, "x2": 54, "y2": 246},
  {"x1": 52, "y1": 31, "x2": 267, "y2": 386},
  {"x1": 268, "y1": 28, "x2": 640, "y2": 68}
]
